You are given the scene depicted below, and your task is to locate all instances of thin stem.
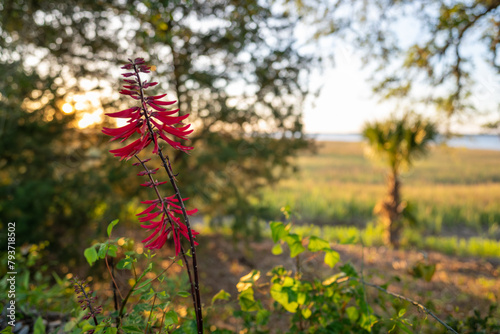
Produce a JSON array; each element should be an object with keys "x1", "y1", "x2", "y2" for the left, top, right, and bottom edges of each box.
[
  {"x1": 350, "y1": 278, "x2": 459, "y2": 334},
  {"x1": 145, "y1": 293, "x2": 157, "y2": 334},
  {"x1": 159, "y1": 308, "x2": 166, "y2": 334},
  {"x1": 133, "y1": 155, "x2": 202, "y2": 332},
  {"x1": 119, "y1": 280, "x2": 139, "y2": 318},
  {"x1": 132, "y1": 64, "x2": 203, "y2": 334},
  {"x1": 105, "y1": 255, "x2": 125, "y2": 301},
  {"x1": 180, "y1": 246, "x2": 199, "y2": 325},
  {"x1": 135, "y1": 259, "x2": 177, "y2": 291},
  {"x1": 105, "y1": 256, "x2": 122, "y2": 327},
  {"x1": 158, "y1": 151, "x2": 203, "y2": 333},
  {"x1": 131, "y1": 261, "x2": 138, "y2": 282}
]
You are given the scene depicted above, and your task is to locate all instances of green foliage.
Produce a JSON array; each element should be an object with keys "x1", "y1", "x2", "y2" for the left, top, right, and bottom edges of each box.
[
  {"x1": 33, "y1": 317, "x2": 46, "y2": 334},
  {"x1": 0, "y1": 219, "x2": 198, "y2": 333},
  {"x1": 211, "y1": 290, "x2": 231, "y2": 305},
  {"x1": 362, "y1": 113, "x2": 438, "y2": 174},
  {"x1": 0, "y1": 242, "x2": 77, "y2": 317},
  {"x1": 442, "y1": 305, "x2": 500, "y2": 334},
  {"x1": 287, "y1": 1, "x2": 500, "y2": 120},
  {"x1": 362, "y1": 113, "x2": 438, "y2": 246},
  {"x1": 226, "y1": 221, "x2": 420, "y2": 333},
  {"x1": 0, "y1": 0, "x2": 315, "y2": 252},
  {"x1": 204, "y1": 217, "x2": 497, "y2": 333}
]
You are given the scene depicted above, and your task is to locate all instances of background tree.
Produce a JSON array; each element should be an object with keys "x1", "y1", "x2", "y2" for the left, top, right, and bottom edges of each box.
[
  {"x1": 362, "y1": 113, "x2": 438, "y2": 247},
  {"x1": 0, "y1": 0, "x2": 315, "y2": 255},
  {"x1": 285, "y1": 0, "x2": 500, "y2": 129}
]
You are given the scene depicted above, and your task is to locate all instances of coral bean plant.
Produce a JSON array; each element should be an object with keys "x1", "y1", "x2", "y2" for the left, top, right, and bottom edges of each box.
[{"x1": 102, "y1": 57, "x2": 203, "y2": 333}]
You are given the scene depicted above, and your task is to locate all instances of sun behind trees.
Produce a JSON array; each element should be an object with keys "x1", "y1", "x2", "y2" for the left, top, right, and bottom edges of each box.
[{"x1": 362, "y1": 113, "x2": 438, "y2": 247}]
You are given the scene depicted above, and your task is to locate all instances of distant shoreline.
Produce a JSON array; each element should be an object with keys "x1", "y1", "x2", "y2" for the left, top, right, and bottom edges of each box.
[{"x1": 308, "y1": 133, "x2": 500, "y2": 151}]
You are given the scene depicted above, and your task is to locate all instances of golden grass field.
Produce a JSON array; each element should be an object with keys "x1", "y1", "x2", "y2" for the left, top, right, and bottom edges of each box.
[{"x1": 260, "y1": 141, "x2": 500, "y2": 257}]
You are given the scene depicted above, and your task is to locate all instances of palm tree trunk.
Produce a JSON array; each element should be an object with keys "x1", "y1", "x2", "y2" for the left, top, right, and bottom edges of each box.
[
  {"x1": 386, "y1": 169, "x2": 402, "y2": 247},
  {"x1": 377, "y1": 169, "x2": 402, "y2": 247}
]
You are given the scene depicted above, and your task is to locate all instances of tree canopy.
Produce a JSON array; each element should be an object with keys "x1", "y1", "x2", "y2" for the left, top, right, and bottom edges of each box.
[
  {"x1": 288, "y1": 0, "x2": 500, "y2": 126},
  {"x1": 0, "y1": 0, "x2": 315, "y2": 252}
]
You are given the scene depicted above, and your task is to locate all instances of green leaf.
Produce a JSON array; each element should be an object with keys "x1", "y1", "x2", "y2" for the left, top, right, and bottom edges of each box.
[
  {"x1": 256, "y1": 309, "x2": 270, "y2": 325},
  {"x1": 107, "y1": 219, "x2": 119, "y2": 237},
  {"x1": 396, "y1": 321, "x2": 413, "y2": 334},
  {"x1": 340, "y1": 263, "x2": 358, "y2": 277},
  {"x1": 340, "y1": 236, "x2": 357, "y2": 245},
  {"x1": 177, "y1": 291, "x2": 190, "y2": 297},
  {"x1": 282, "y1": 276, "x2": 295, "y2": 287},
  {"x1": 308, "y1": 236, "x2": 330, "y2": 252},
  {"x1": 84, "y1": 246, "x2": 98, "y2": 266},
  {"x1": 285, "y1": 234, "x2": 305, "y2": 258},
  {"x1": 346, "y1": 306, "x2": 359, "y2": 322},
  {"x1": 33, "y1": 317, "x2": 46, "y2": 334},
  {"x1": 398, "y1": 308, "x2": 406, "y2": 318},
  {"x1": 163, "y1": 310, "x2": 179, "y2": 327},
  {"x1": 270, "y1": 283, "x2": 298, "y2": 313},
  {"x1": 120, "y1": 325, "x2": 143, "y2": 333},
  {"x1": 324, "y1": 250, "x2": 340, "y2": 268},
  {"x1": 107, "y1": 244, "x2": 118, "y2": 257},
  {"x1": 238, "y1": 287, "x2": 261, "y2": 312},
  {"x1": 117, "y1": 258, "x2": 132, "y2": 270},
  {"x1": 360, "y1": 313, "x2": 378, "y2": 331},
  {"x1": 301, "y1": 307, "x2": 312, "y2": 319},
  {"x1": 212, "y1": 289, "x2": 231, "y2": 305},
  {"x1": 179, "y1": 320, "x2": 197, "y2": 334},
  {"x1": 140, "y1": 288, "x2": 156, "y2": 301},
  {"x1": 0, "y1": 326, "x2": 14, "y2": 334},
  {"x1": 271, "y1": 243, "x2": 283, "y2": 255},
  {"x1": 81, "y1": 323, "x2": 96, "y2": 331},
  {"x1": 97, "y1": 243, "x2": 108, "y2": 259},
  {"x1": 176, "y1": 259, "x2": 184, "y2": 267},
  {"x1": 270, "y1": 221, "x2": 288, "y2": 243},
  {"x1": 105, "y1": 328, "x2": 117, "y2": 334}
]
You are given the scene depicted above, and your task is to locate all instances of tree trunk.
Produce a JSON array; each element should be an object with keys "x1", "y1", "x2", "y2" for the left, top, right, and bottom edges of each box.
[{"x1": 376, "y1": 169, "x2": 403, "y2": 247}]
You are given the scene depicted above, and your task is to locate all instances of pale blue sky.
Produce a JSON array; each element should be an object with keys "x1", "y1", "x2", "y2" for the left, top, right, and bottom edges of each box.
[{"x1": 301, "y1": 17, "x2": 500, "y2": 135}]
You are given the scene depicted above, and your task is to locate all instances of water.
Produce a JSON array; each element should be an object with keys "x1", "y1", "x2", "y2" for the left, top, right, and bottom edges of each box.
[{"x1": 310, "y1": 134, "x2": 500, "y2": 151}]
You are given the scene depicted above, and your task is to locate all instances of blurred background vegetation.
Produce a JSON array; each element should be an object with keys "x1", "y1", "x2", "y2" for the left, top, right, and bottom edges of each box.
[
  {"x1": 1, "y1": 0, "x2": 499, "y2": 263},
  {"x1": 1, "y1": 0, "x2": 500, "y2": 332},
  {"x1": 0, "y1": 0, "x2": 316, "y2": 261}
]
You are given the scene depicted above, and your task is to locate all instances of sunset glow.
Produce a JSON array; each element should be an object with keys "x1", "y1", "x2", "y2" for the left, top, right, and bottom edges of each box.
[{"x1": 62, "y1": 103, "x2": 73, "y2": 114}]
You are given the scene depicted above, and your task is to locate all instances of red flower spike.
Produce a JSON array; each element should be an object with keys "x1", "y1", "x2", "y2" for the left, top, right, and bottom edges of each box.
[
  {"x1": 151, "y1": 99, "x2": 177, "y2": 106},
  {"x1": 149, "y1": 93, "x2": 168, "y2": 100},
  {"x1": 136, "y1": 203, "x2": 158, "y2": 216},
  {"x1": 104, "y1": 58, "x2": 199, "y2": 255},
  {"x1": 147, "y1": 102, "x2": 168, "y2": 112},
  {"x1": 143, "y1": 81, "x2": 158, "y2": 88},
  {"x1": 105, "y1": 107, "x2": 141, "y2": 118}
]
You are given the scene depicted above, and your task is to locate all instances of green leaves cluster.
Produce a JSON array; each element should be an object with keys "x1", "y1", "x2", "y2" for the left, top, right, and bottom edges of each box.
[
  {"x1": 203, "y1": 221, "x2": 431, "y2": 333},
  {"x1": 72, "y1": 220, "x2": 188, "y2": 334},
  {"x1": 270, "y1": 221, "x2": 340, "y2": 268},
  {"x1": 225, "y1": 222, "x2": 379, "y2": 333},
  {"x1": 0, "y1": 0, "x2": 315, "y2": 254}
]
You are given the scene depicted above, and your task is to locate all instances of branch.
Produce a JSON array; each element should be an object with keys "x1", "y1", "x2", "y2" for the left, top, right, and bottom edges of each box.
[{"x1": 352, "y1": 278, "x2": 459, "y2": 334}]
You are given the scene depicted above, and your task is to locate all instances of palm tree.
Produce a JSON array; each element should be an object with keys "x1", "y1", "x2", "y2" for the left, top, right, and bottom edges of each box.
[{"x1": 362, "y1": 113, "x2": 438, "y2": 247}]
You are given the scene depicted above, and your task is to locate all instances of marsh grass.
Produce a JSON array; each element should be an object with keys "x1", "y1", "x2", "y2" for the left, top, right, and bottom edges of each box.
[{"x1": 261, "y1": 141, "x2": 500, "y2": 232}]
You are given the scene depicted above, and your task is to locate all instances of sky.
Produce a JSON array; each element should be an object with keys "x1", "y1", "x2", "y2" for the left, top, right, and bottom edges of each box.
[
  {"x1": 303, "y1": 43, "x2": 385, "y2": 134},
  {"x1": 301, "y1": 19, "x2": 500, "y2": 135},
  {"x1": 58, "y1": 7, "x2": 499, "y2": 135}
]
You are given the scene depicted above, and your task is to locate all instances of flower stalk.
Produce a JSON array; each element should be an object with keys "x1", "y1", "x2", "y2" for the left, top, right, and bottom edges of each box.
[{"x1": 103, "y1": 58, "x2": 203, "y2": 333}]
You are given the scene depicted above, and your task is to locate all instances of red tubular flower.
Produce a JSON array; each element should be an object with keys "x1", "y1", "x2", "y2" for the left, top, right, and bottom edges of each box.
[
  {"x1": 104, "y1": 58, "x2": 199, "y2": 255},
  {"x1": 103, "y1": 57, "x2": 194, "y2": 157},
  {"x1": 137, "y1": 195, "x2": 199, "y2": 253}
]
